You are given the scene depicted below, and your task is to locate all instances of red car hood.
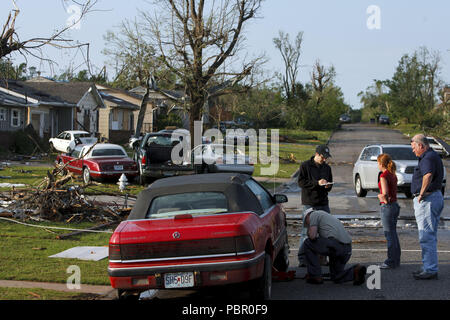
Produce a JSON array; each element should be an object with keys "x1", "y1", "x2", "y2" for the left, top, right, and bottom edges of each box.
[{"x1": 116, "y1": 213, "x2": 254, "y2": 244}]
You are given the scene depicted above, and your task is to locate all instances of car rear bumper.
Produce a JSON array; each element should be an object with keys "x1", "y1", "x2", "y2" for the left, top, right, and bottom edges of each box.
[
  {"x1": 91, "y1": 171, "x2": 138, "y2": 179},
  {"x1": 142, "y1": 166, "x2": 194, "y2": 178},
  {"x1": 108, "y1": 252, "x2": 265, "y2": 290}
]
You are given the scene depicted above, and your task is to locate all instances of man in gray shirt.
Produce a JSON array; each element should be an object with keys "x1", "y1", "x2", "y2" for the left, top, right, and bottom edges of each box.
[{"x1": 303, "y1": 208, "x2": 366, "y2": 285}]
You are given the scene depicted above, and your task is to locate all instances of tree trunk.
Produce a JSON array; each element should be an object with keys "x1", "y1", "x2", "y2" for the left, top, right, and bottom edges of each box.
[{"x1": 134, "y1": 85, "x2": 150, "y2": 137}]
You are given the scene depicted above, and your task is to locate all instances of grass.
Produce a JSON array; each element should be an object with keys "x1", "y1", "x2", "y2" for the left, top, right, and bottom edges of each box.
[
  {"x1": 0, "y1": 219, "x2": 112, "y2": 285},
  {"x1": 0, "y1": 287, "x2": 102, "y2": 300}
]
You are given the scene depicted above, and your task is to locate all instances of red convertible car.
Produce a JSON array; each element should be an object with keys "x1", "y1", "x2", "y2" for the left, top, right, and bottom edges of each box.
[
  {"x1": 108, "y1": 173, "x2": 290, "y2": 300},
  {"x1": 56, "y1": 143, "x2": 138, "y2": 184}
]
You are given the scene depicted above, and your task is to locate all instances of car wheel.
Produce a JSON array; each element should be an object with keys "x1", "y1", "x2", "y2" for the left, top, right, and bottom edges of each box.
[
  {"x1": 202, "y1": 165, "x2": 209, "y2": 174},
  {"x1": 273, "y1": 236, "x2": 289, "y2": 272},
  {"x1": 83, "y1": 167, "x2": 91, "y2": 184},
  {"x1": 442, "y1": 186, "x2": 446, "y2": 196},
  {"x1": 404, "y1": 191, "x2": 413, "y2": 199},
  {"x1": 355, "y1": 175, "x2": 367, "y2": 197},
  {"x1": 250, "y1": 253, "x2": 272, "y2": 300}
]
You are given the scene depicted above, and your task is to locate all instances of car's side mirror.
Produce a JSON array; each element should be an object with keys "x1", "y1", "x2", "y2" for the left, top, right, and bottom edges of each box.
[
  {"x1": 274, "y1": 194, "x2": 288, "y2": 204},
  {"x1": 370, "y1": 156, "x2": 378, "y2": 161}
]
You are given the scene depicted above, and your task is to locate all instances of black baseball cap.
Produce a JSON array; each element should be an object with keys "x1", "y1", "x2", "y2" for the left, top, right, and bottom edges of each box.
[{"x1": 316, "y1": 145, "x2": 332, "y2": 158}]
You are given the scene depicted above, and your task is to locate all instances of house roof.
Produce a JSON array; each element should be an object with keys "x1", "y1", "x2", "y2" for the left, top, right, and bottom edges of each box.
[
  {"x1": 98, "y1": 91, "x2": 140, "y2": 110},
  {"x1": 0, "y1": 90, "x2": 33, "y2": 107}
]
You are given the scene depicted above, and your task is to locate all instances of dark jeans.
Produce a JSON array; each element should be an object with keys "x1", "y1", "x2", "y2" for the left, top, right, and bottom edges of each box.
[
  {"x1": 380, "y1": 202, "x2": 401, "y2": 267},
  {"x1": 298, "y1": 204, "x2": 330, "y2": 263},
  {"x1": 304, "y1": 237, "x2": 355, "y2": 283}
]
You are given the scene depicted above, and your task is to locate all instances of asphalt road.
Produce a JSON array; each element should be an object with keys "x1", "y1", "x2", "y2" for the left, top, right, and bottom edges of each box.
[{"x1": 138, "y1": 123, "x2": 450, "y2": 301}]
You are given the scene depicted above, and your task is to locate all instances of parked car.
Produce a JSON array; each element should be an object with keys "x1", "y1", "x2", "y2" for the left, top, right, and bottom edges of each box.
[
  {"x1": 49, "y1": 130, "x2": 97, "y2": 153},
  {"x1": 191, "y1": 144, "x2": 254, "y2": 175},
  {"x1": 339, "y1": 114, "x2": 351, "y2": 123},
  {"x1": 353, "y1": 144, "x2": 446, "y2": 198},
  {"x1": 378, "y1": 115, "x2": 390, "y2": 125},
  {"x1": 426, "y1": 136, "x2": 449, "y2": 157},
  {"x1": 131, "y1": 132, "x2": 193, "y2": 184},
  {"x1": 108, "y1": 173, "x2": 290, "y2": 300},
  {"x1": 56, "y1": 143, "x2": 138, "y2": 184}
]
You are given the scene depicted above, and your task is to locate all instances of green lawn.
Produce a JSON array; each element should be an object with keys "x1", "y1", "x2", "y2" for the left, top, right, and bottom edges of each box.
[{"x1": 0, "y1": 219, "x2": 112, "y2": 285}]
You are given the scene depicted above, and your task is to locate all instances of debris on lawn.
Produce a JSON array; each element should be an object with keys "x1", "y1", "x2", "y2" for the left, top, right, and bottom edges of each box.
[{"x1": 0, "y1": 160, "x2": 131, "y2": 224}]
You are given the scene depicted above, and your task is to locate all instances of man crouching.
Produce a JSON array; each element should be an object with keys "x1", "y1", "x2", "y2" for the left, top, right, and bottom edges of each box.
[{"x1": 303, "y1": 208, "x2": 367, "y2": 285}]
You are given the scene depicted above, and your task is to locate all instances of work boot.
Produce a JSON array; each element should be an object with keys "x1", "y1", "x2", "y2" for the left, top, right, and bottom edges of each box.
[
  {"x1": 413, "y1": 271, "x2": 438, "y2": 280},
  {"x1": 353, "y1": 264, "x2": 367, "y2": 286},
  {"x1": 305, "y1": 274, "x2": 324, "y2": 285}
]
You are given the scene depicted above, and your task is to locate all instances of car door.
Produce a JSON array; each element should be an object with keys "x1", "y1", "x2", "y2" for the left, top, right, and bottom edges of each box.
[
  {"x1": 53, "y1": 132, "x2": 66, "y2": 151},
  {"x1": 245, "y1": 179, "x2": 281, "y2": 254},
  {"x1": 363, "y1": 146, "x2": 381, "y2": 189}
]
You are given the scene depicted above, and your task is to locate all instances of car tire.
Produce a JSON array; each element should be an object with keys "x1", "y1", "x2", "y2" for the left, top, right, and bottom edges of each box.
[
  {"x1": 355, "y1": 175, "x2": 367, "y2": 197},
  {"x1": 202, "y1": 165, "x2": 209, "y2": 174},
  {"x1": 273, "y1": 236, "x2": 290, "y2": 272},
  {"x1": 83, "y1": 167, "x2": 91, "y2": 184},
  {"x1": 250, "y1": 253, "x2": 272, "y2": 300},
  {"x1": 442, "y1": 186, "x2": 446, "y2": 196}
]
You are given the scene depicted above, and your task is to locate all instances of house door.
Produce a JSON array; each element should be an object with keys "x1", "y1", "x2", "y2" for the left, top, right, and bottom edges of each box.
[
  {"x1": 83, "y1": 110, "x2": 91, "y2": 133},
  {"x1": 31, "y1": 113, "x2": 44, "y2": 137}
]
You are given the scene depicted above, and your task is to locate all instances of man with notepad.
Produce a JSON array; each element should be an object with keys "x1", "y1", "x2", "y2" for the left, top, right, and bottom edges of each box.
[{"x1": 297, "y1": 144, "x2": 334, "y2": 267}]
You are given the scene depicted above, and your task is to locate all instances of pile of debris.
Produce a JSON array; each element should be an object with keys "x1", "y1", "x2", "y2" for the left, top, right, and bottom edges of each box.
[{"x1": 0, "y1": 165, "x2": 130, "y2": 224}]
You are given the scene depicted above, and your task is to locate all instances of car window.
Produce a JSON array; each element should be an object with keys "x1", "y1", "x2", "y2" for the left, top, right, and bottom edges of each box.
[
  {"x1": 147, "y1": 135, "x2": 173, "y2": 146},
  {"x1": 74, "y1": 133, "x2": 91, "y2": 139},
  {"x1": 70, "y1": 146, "x2": 83, "y2": 158},
  {"x1": 64, "y1": 133, "x2": 71, "y2": 140},
  {"x1": 91, "y1": 148, "x2": 127, "y2": 157},
  {"x1": 360, "y1": 148, "x2": 370, "y2": 161},
  {"x1": 245, "y1": 179, "x2": 274, "y2": 212},
  {"x1": 57, "y1": 132, "x2": 65, "y2": 139},
  {"x1": 146, "y1": 192, "x2": 228, "y2": 218},
  {"x1": 382, "y1": 147, "x2": 418, "y2": 160}
]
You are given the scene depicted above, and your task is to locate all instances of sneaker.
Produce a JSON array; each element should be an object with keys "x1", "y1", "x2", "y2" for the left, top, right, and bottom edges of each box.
[
  {"x1": 412, "y1": 269, "x2": 423, "y2": 276},
  {"x1": 413, "y1": 271, "x2": 438, "y2": 280},
  {"x1": 379, "y1": 262, "x2": 393, "y2": 269},
  {"x1": 353, "y1": 264, "x2": 367, "y2": 286}
]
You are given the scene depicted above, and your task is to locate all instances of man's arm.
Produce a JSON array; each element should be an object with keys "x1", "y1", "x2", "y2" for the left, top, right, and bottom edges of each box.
[
  {"x1": 417, "y1": 172, "x2": 432, "y2": 202},
  {"x1": 307, "y1": 225, "x2": 318, "y2": 240},
  {"x1": 298, "y1": 163, "x2": 318, "y2": 189},
  {"x1": 324, "y1": 166, "x2": 333, "y2": 191}
]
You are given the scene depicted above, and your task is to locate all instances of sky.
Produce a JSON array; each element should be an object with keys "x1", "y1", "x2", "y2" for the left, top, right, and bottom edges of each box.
[{"x1": 1, "y1": 0, "x2": 450, "y2": 109}]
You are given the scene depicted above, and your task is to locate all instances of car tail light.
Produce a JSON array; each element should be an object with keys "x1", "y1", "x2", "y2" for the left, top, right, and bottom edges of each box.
[
  {"x1": 141, "y1": 155, "x2": 146, "y2": 166},
  {"x1": 109, "y1": 244, "x2": 121, "y2": 260},
  {"x1": 234, "y1": 235, "x2": 254, "y2": 253}
]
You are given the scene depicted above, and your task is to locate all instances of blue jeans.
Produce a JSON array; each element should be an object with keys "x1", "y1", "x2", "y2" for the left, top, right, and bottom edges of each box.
[
  {"x1": 298, "y1": 204, "x2": 330, "y2": 263},
  {"x1": 380, "y1": 202, "x2": 401, "y2": 267},
  {"x1": 413, "y1": 191, "x2": 444, "y2": 273}
]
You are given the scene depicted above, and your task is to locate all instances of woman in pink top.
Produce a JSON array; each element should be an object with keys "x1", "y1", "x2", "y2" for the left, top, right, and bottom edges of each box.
[{"x1": 377, "y1": 153, "x2": 401, "y2": 269}]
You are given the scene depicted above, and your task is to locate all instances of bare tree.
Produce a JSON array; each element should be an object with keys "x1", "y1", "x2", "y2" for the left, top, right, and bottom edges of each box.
[
  {"x1": 273, "y1": 30, "x2": 304, "y2": 101},
  {"x1": 311, "y1": 59, "x2": 336, "y2": 106},
  {"x1": 1, "y1": 0, "x2": 98, "y2": 72},
  {"x1": 140, "y1": 0, "x2": 265, "y2": 146}
]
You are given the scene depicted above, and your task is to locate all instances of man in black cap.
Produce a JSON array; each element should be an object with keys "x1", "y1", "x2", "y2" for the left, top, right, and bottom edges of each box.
[{"x1": 297, "y1": 144, "x2": 334, "y2": 267}]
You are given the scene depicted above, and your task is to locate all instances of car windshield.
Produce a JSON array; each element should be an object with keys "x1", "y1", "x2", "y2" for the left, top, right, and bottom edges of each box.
[
  {"x1": 74, "y1": 133, "x2": 91, "y2": 139},
  {"x1": 91, "y1": 148, "x2": 126, "y2": 157},
  {"x1": 146, "y1": 192, "x2": 228, "y2": 218},
  {"x1": 383, "y1": 147, "x2": 418, "y2": 160},
  {"x1": 426, "y1": 138, "x2": 438, "y2": 145},
  {"x1": 147, "y1": 135, "x2": 173, "y2": 146}
]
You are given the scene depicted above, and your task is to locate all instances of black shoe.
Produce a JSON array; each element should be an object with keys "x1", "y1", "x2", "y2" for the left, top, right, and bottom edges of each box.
[
  {"x1": 353, "y1": 264, "x2": 367, "y2": 286},
  {"x1": 412, "y1": 270, "x2": 423, "y2": 276},
  {"x1": 413, "y1": 271, "x2": 438, "y2": 280},
  {"x1": 306, "y1": 276, "x2": 324, "y2": 285}
]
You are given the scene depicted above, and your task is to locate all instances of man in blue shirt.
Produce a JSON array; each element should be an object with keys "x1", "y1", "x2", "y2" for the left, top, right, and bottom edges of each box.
[{"x1": 410, "y1": 134, "x2": 444, "y2": 280}]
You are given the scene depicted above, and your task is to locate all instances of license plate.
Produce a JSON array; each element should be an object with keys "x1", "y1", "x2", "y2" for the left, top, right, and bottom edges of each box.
[
  {"x1": 164, "y1": 272, "x2": 194, "y2": 288},
  {"x1": 114, "y1": 165, "x2": 123, "y2": 171}
]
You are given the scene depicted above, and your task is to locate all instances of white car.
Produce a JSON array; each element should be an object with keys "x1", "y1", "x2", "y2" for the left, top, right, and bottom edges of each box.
[
  {"x1": 49, "y1": 130, "x2": 98, "y2": 153},
  {"x1": 191, "y1": 144, "x2": 254, "y2": 175},
  {"x1": 426, "y1": 136, "x2": 449, "y2": 157},
  {"x1": 353, "y1": 144, "x2": 446, "y2": 198}
]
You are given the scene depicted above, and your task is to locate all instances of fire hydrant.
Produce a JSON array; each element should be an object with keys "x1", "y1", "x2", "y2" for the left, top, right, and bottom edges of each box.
[{"x1": 117, "y1": 174, "x2": 128, "y2": 192}]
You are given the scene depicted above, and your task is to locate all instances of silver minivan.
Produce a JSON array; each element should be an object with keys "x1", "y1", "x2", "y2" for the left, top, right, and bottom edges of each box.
[{"x1": 353, "y1": 144, "x2": 446, "y2": 198}]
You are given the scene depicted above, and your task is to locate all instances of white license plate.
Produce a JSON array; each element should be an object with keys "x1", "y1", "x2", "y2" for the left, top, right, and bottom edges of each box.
[
  {"x1": 164, "y1": 272, "x2": 194, "y2": 288},
  {"x1": 114, "y1": 165, "x2": 123, "y2": 171}
]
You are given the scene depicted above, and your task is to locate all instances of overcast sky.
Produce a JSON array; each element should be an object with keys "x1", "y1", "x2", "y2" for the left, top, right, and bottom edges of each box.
[{"x1": 2, "y1": 0, "x2": 449, "y2": 109}]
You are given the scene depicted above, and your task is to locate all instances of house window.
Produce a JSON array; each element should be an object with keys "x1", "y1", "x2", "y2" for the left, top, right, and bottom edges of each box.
[
  {"x1": 11, "y1": 109, "x2": 21, "y2": 127},
  {"x1": 0, "y1": 108, "x2": 6, "y2": 121}
]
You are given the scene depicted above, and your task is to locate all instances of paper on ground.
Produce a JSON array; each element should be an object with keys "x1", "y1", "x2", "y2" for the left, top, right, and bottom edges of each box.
[{"x1": 49, "y1": 246, "x2": 109, "y2": 261}]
